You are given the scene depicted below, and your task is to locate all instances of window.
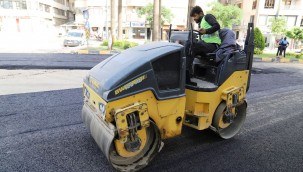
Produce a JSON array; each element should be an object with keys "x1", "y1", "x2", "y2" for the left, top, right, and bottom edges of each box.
[
  {"x1": 258, "y1": 15, "x2": 277, "y2": 26},
  {"x1": 252, "y1": 0, "x2": 257, "y2": 9},
  {"x1": 285, "y1": 16, "x2": 297, "y2": 27},
  {"x1": 132, "y1": 28, "x2": 145, "y2": 39},
  {"x1": 39, "y1": 3, "x2": 44, "y2": 11},
  {"x1": 152, "y1": 52, "x2": 181, "y2": 90},
  {"x1": 53, "y1": 7, "x2": 66, "y2": 16},
  {"x1": 20, "y1": 0, "x2": 26, "y2": 9},
  {"x1": 0, "y1": 0, "x2": 26, "y2": 9},
  {"x1": 301, "y1": 18, "x2": 303, "y2": 26},
  {"x1": 45, "y1": 5, "x2": 50, "y2": 12},
  {"x1": 285, "y1": 0, "x2": 291, "y2": 5},
  {"x1": 0, "y1": 0, "x2": 13, "y2": 9},
  {"x1": 264, "y1": 0, "x2": 275, "y2": 8},
  {"x1": 258, "y1": 15, "x2": 267, "y2": 25},
  {"x1": 13, "y1": 1, "x2": 20, "y2": 9}
]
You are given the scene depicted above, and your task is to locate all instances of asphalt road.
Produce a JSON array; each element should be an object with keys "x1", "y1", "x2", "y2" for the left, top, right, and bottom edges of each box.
[
  {"x1": 0, "y1": 53, "x2": 110, "y2": 70},
  {"x1": 1, "y1": 62, "x2": 303, "y2": 172}
]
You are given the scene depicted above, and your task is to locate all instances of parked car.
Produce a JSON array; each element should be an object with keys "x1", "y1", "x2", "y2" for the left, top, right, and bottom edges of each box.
[{"x1": 63, "y1": 30, "x2": 86, "y2": 47}]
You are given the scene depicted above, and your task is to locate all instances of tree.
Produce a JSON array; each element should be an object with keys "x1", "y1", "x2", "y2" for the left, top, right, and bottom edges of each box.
[
  {"x1": 207, "y1": 2, "x2": 243, "y2": 28},
  {"x1": 187, "y1": 0, "x2": 196, "y2": 29},
  {"x1": 254, "y1": 27, "x2": 265, "y2": 54},
  {"x1": 118, "y1": 0, "x2": 122, "y2": 40},
  {"x1": 137, "y1": 3, "x2": 174, "y2": 28},
  {"x1": 152, "y1": 0, "x2": 161, "y2": 41},
  {"x1": 286, "y1": 27, "x2": 303, "y2": 49},
  {"x1": 110, "y1": 0, "x2": 116, "y2": 41},
  {"x1": 269, "y1": 16, "x2": 287, "y2": 36}
]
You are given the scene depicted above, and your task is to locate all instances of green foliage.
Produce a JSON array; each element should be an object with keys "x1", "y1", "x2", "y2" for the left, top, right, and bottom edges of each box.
[
  {"x1": 295, "y1": 53, "x2": 303, "y2": 59},
  {"x1": 113, "y1": 40, "x2": 123, "y2": 47},
  {"x1": 269, "y1": 17, "x2": 287, "y2": 36},
  {"x1": 285, "y1": 27, "x2": 303, "y2": 40},
  {"x1": 286, "y1": 52, "x2": 303, "y2": 59},
  {"x1": 137, "y1": 3, "x2": 174, "y2": 27},
  {"x1": 102, "y1": 40, "x2": 108, "y2": 46},
  {"x1": 207, "y1": 2, "x2": 243, "y2": 28},
  {"x1": 286, "y1": 27, "x2": 303, "y2": 49},
  {"x1": 254, "y1": 48, "x2": 263, "y2": 55},
  {"x1": 103, "y1": 40, "x2": 138, "y2": 50},
  {"x1": 254, "y1": 27, "x2": 265, "y2": 52}
]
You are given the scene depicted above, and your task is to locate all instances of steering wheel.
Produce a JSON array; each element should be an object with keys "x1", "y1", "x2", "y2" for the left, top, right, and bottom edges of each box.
[{"x1": 188, "y1": 24, "x2": 200, "y2": 57}]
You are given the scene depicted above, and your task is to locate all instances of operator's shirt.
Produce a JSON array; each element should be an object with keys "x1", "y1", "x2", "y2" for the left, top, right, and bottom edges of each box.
[{"x1": 199, "y1": 14, "x2": 220, "y2": 34}]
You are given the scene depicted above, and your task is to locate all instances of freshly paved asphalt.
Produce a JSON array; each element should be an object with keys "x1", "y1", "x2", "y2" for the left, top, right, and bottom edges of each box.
[
  {"x1": 0, "y1": 53, "x2": 111, "y2": 70},
  {"x1": 0, "y1": 58, "x2": 303, "y2": 171}
]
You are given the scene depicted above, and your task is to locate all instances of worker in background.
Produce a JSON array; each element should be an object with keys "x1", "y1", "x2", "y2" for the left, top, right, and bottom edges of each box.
[
  {"x1": 277, "y1": 37, "x2": 289, "y2": 57},
  {"x1": 185, "y1": 6, "x2": 221, "y2": 72}
]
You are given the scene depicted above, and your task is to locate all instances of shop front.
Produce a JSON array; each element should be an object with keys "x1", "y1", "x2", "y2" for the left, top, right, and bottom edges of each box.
[{"x1": 128, "y1": 21, "x2": 147, "y2": 40}]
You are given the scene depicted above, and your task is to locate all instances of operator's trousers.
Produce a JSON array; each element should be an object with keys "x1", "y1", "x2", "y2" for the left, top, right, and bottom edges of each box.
[{"x1": 184, "y1": 40, "x2": 218, "y2": 72}]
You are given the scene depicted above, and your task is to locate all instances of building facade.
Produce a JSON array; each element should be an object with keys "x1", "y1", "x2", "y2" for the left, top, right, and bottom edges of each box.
[
  {"x1": 74, "y1": 0, "x2": 217, "y2": 41},
  {"x1": 0, "y1": 0, "x2": 75, "y2": 33},
  {"x1": 221, "y1": 0, "x2": 303, "y2": 48}
]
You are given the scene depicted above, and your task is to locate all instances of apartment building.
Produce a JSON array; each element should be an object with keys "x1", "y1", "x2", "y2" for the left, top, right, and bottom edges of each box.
[
  {"x1": 221, "y1": 0, "x2": 303, "y2": 48},
  {"x1": 74, "y1": 0, "x2": 216, "y2": 40},
  {"x1": 0, "y1": 0, "x2": 75, "y2": 33}
]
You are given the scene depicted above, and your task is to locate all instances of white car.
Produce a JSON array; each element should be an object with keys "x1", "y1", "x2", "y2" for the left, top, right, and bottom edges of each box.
[{"x1": 63, "y1": 30, "x2": 86, "y2": 47}]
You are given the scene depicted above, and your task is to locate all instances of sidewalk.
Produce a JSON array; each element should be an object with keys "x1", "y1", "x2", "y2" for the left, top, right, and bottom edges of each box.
[
  {"x1": 0, "y1": 69, "x2": 88, "y2": 95},
  {"x1": 254, "y1": 47, "x2": 303, "y2": 64}
]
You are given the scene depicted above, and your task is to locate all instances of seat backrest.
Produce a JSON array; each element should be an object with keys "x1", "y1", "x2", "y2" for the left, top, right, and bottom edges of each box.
[
  {"x1": 215, "y1": 28, "x2": 237, "y2": 62},
  {"x1": 218, "y1": 28, "x2": 237, "y2": 49}
]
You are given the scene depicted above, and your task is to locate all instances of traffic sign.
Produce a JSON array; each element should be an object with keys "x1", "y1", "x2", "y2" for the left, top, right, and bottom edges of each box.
[{"x1": 85, "y1": 21, "x2": 90, "y2": 29}]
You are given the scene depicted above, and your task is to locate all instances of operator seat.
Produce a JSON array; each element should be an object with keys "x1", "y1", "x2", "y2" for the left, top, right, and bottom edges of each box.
[
  {"x1": 193, "y1": 28, "x2": 238, "y2": 68},
  {"x1": 190, "y1": 28, "x2": 246, "y2": 89}
]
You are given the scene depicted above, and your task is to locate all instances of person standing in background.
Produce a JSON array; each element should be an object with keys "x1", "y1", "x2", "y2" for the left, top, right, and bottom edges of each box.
[{"x1": 278, "y1": 37, "x2": 289, "y2": 57}]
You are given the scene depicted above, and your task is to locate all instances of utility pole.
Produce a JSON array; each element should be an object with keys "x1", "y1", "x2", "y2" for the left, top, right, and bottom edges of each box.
[
  {"x1": 111, "y1": 0, "x2": 116, "y2": 41},
  {"x1": 118, "y1": 0, "x2": 122, "y2": 40},
  {"x1": 105, "y1": 0, "x2": 108, "y2": 40},
  {"x1": 275, "y1": 0, "x2": 282, "y2": 17},
  {"x1": 152, "y1": 0, "x2": 161, "y2": 41},
  {"x1": 187, "y1": 0, "x2": 196, "y2": 30}
]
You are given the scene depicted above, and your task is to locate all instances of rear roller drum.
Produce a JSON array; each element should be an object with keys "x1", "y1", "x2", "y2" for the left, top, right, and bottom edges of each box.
[
  {"x1": 212, "y1": 101, "x2": 247, "y2": 139},
  {"x1": 109, "y1": 121, "x2": 162, "y2": 172}
]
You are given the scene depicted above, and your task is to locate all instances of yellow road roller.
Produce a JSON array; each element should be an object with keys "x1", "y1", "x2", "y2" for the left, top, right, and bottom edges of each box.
[{"x1": 81, "y1": 23, "x2": 254, "y2": 171}]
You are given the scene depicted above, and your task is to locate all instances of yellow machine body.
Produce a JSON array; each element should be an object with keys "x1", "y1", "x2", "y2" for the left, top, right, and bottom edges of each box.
[
  {"x1": 83, "y1": 69, "x2": 248, "y2": 142},
  {"x1": 83, "y1": 83, "x2": 186, "y2": 140},
  {"x1": 184, "y1": 70, "x2": 248, "y2": 130}
]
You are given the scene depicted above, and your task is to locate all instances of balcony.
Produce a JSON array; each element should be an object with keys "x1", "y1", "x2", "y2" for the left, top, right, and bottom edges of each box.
[{"x1": 281, "y1": 5, "x2": 302, "y2": 10}]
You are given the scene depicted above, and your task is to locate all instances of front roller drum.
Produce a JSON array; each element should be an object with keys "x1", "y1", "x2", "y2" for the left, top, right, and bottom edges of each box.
[
  {"x1": 81, "y1": 103, "x2": 115, "y2": 160},
  {"x1": 82, "y1": 104, "x2": 162, "y2": 171},
  {"x1": 212, "y1": 101, "x2": 247, "y2": 139},
  {"x1": 109, "y1": 121, "x2": 162, "y2": 171}
]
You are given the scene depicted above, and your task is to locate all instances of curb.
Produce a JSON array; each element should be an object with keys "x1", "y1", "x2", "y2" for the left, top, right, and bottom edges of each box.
[
  {"x1": 76, "y1": 49, "x2": 120, "y2": 55},
  {"x1": 74, "y1": 52, "x2": 303, "y2": 64},
  {"x1": 253, "y1": 57, "x2": 274, "y2": 62},
  {"x1": 261, "y1": 57, "x2": 274, "y2": 62},
  {"x1": 254, "y1": 57, "x2": 303, "y2": 64}
]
